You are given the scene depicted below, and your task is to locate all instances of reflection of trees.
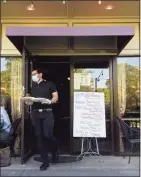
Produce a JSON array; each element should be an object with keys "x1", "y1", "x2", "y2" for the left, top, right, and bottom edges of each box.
[
  {"x1": 1, "y1": 58, "x2": 22, "y2": 96},
  {"x1": 117, "y1": 63, "x2": 140, "y2": 112},
  {"x1": 1, "y1": 58, "x2": 11, "y2": 96},
  {"x1": 74, "y1": 69, "x2": 110, "y2": 105},
  {"x1": 1, "y1": 58, "x2": 22, "y2": 120},
  {"x1": 97, "y1": 88, "x2": 110, "y2": 105},
  {"x1": 126, "y1": 64, "x2": 140, "y2": 110},
  {"x1": 74, "y1": 69, "x2": 94, "y2": 92}
]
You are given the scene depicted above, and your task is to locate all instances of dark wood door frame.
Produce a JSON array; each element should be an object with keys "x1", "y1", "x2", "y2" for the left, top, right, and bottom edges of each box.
[
  {"x1": 21, "y1": 37, "x2": 33, "y2": 165},
  {"x1": 70, "y1": 56, "x2": 116, "y2": 154}
]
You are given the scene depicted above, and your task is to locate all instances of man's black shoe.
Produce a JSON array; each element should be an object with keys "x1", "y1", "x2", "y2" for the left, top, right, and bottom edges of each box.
[
  {"x1": 34, "y1": 156, "x2": 43, "y2": 162},
  {"x1": 40, "y1": 163, "x2": 49, "y2": 171}
]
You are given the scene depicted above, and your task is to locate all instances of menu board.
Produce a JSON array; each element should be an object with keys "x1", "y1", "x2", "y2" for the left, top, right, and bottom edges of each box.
[{"x1": 73, "y1": 92, "x2": 106, "y2": 138}]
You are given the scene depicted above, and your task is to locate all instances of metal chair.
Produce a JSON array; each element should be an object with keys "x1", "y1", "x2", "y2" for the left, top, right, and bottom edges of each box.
[
  {"x1": 0, "y1": 118, "x2": 21, "y2": 156},
  {"x1": 116, "y1": 117, "x2": 140, "y2": 163}
]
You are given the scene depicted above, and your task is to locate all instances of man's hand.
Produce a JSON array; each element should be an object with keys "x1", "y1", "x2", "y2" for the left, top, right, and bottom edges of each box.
[
  {"x1": 42, "y1": 99, "x2": 52, "y2": 105},
  {"x1": 24, "y1": 94, "x2": 33, "y2": 105},
  {"x1": 25, "y1": 100, "x2": 33, "y2": 106}
]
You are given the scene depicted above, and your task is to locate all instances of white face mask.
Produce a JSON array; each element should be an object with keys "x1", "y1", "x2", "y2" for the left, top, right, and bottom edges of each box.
[{"x1": 32, "y1": 75, "x2": 40, "y2": 83}]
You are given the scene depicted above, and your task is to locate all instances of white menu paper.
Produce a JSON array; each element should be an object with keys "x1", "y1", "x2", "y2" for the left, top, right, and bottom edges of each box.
[{"x1": 73, "y1": 92, "x2": 106, "y2": 138}]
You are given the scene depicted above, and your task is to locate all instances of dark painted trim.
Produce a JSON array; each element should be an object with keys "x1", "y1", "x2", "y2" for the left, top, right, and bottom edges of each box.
[
  {"x1": 21, "y1": 37, "x2": 26, "y2": 165},
  {"x1": 112, "y1": 57, "x2": 119, "y2": 154},
  {"x1": 117, "y1": 55, "x2": 140, "y2": 58},
  {"x1": 109, "y1": 58, "x2": 114, "y2": 154},
  {"x1": 70, "y1": 58, "x2": 74, "y2": 154}
]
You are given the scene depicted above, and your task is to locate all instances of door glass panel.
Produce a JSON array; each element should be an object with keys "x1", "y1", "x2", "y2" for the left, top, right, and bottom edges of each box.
[
  {"x1": 117, "y1": 57, "x2": 140, "y2": 126},
  {"x1": 1, "y1": 57, "x2": 22, "y2": 156},
  {"x1": 73, "y1": 63, "x2": 112, "y2": 153}
]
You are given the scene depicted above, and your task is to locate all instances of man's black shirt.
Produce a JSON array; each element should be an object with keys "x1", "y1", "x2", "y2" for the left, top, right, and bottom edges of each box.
[{"x1": 31, "y1": 80, "x2": 57, "y2": 109}]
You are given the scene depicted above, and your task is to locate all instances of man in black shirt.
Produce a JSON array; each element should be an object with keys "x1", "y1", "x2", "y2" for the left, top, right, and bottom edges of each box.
[{"x1": 29, "y1": 68, "x2": 59, "y2": 171}]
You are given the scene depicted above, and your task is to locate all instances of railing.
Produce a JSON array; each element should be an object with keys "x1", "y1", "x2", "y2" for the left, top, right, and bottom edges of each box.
[{"x1": 122, "y1": 118, "x2": 140, "y2": 128}]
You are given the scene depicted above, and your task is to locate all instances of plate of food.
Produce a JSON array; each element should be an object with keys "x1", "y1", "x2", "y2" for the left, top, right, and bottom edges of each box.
[
  {"x1": 31, "y1": 98, "x2": 47, "y2": 102},
  {"x1": 21, "y1": 97, "x2": 35, "y2": 101}
]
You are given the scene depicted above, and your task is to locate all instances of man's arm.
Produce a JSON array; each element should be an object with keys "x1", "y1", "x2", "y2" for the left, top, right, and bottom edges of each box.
[{"x1": 51, "y1": 92, "x2": 58, "y2": 104}]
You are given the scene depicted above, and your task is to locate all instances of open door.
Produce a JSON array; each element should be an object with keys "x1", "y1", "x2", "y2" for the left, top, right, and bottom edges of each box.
[{"x1": 20, "y1": 41, "x2": 33, "y2": 164}]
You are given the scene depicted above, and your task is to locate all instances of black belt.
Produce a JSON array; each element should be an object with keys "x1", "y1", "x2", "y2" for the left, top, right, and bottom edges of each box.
[{"x1": 33, "y1": 108, "x2": 52, "y2": 112}]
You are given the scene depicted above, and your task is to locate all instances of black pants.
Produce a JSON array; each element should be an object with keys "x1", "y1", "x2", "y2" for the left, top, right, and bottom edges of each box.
[{"x1": 32, "y1": 110, "x2": 58, "y2": 163}]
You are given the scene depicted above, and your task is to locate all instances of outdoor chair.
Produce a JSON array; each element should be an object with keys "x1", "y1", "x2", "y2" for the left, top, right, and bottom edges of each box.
[
  {"x1": 116, "y1": 117, "x2": 140, "y2": 164},
  {"x1": 0, "y1": 118, "x2": 21, "y2": 157}
]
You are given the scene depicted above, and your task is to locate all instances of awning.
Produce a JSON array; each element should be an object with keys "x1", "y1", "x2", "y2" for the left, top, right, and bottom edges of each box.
[{"x1": 6, "y1": 26, "x2": 134, "y2": 55}]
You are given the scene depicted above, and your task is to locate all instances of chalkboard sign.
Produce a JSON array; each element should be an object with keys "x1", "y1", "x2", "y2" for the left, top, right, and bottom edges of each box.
[{"x1": 73, "y1": 92, "x2": 106, "y2": 138}]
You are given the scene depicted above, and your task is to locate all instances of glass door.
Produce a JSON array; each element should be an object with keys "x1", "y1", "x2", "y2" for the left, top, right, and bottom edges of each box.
[
  {"x1": 21, "y1": 51, "x2": 33, "y2": 164},
  {"x1": 72, "y1": 58, "x2": 113, "y2": 154}
]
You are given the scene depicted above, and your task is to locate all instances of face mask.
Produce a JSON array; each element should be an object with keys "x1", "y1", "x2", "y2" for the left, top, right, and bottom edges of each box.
[{"x1": 32, "y1": 75, "x2": 40, "y2": 83}]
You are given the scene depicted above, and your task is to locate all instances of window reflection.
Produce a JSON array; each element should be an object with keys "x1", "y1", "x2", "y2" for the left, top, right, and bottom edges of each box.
[
  {"x1": 74, "y1": 68, "x2": 110, "y2": 119},
  {"x1": 117, "y1": 57, "x2": 140, "y2": 121},
  {"x1": 1, "y1": 57, "x2": 22, "y2": 122}
]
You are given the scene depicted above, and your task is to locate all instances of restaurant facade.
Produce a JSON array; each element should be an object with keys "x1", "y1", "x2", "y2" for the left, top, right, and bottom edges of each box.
[{"x1": 1, "y1": 1, "x2": 140, "y2": 164}]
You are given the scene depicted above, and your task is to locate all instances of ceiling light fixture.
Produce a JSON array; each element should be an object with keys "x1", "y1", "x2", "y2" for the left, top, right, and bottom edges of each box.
[
  {"x1": 62, "y1": 1, "x2": 66, "y2": 4},
  {"x1": 26, "y1": 2, "x2": 35, "y2": 11},
  {"x1": 98, "y1": 1, "x2": 102, "y2": 5},
  {"x1": 2, "y1": 0, "x2": 7, "y2": 3},
  {"x1": 105, "y1": 4, "x2": 115, "y2": 10}
]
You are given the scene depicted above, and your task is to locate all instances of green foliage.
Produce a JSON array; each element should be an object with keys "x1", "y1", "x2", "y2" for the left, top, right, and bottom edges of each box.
[
  {"x1": 125, "y1": 64, "x2": 140, "y2": 109},
  {"x1": 74, "y1": 69, "x2": 94, "y2": 73},
  {"x1": 1, "y1": 58, "x2": 21, "y2": 97},
  {"x1": 1, "y1": 59, "x2": 11, "y2": 96},
  {"x1": 97, "y1": 88, "x2": 110, "y2": 104}
]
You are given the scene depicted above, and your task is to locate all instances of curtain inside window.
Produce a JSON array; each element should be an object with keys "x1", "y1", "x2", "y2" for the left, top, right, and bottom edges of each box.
[
  {"x1": 11, "y1": 59, "x2": 22, "y2": 121},
  {"x1": 117, "y1": 62, "x2": 127, "y2": 153},
  {"x1": 117, "y1": 63, "x2": 126, "y2": 118}
]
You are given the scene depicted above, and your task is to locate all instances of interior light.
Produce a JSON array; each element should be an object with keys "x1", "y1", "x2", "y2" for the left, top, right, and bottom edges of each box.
[
  {"x1": 62, "y1": 1, "x2": 66, "y2": 4},
  {"x1": 26, "y1": 2, "x2": 35, "y2": 11},
  {"x1": 67, "y1": 77, "x2": 70, "y2": 80},
  {"x1": 2, "y1": 0, "x2": 7, "y2": 3},
  {"x1": 105, "y1": 4, "x2": 115, "y2": 10},
  {"x1": 98, "y1": 1, "x2": 102, "y2": 5}
]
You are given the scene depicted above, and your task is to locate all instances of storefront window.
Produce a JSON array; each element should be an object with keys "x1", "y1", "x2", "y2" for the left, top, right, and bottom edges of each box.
[
  {"x1": 1, "y1": 57, "x2": 22, "y2": 122},
  {"x1": 117, "y1": 57, "x2": 140, "y2": 127}
]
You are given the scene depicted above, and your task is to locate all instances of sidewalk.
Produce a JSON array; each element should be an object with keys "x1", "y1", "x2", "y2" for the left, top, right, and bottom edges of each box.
[{"x1": 1, "y1": 156, "x2": 140, "y2": 176}]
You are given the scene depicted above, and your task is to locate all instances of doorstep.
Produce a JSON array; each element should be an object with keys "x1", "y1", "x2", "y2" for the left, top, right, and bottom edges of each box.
[
  {"x1": 1, "y1": 155, "x2": 139, "y2": 170},
  {"x1": 1, "y1": 156, "x2": 139, "y2": 176}
]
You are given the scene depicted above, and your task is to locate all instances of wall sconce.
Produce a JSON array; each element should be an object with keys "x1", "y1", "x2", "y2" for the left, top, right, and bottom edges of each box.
[
  {"x1": 26, "y1": 2, "x2": 36, "y2": 11},
  {"x1": 105, "y1": 4, "x2": 115, "y2": 10},
  {"x1": 98, "y1": 1, "x2": 102, "y2": 5}
]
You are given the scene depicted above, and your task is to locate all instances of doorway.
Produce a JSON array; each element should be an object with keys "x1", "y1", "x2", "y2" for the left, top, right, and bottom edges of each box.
[
  {"x1": 22, "y1": 55, "x2": 115, "y2": 165},
  {"x1": 32, "y1": 56, "x2": 71, "y2": 154},
  {"x1": 24, "y1": 56, "x2": 114, "y2": 158}
]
